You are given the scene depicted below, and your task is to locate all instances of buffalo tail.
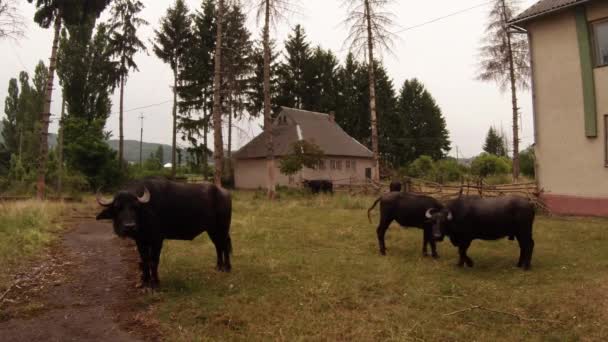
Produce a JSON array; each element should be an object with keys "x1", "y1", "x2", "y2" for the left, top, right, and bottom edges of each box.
[{"x1": 367, "y1": 197, "x2": 381, "y2": 224}]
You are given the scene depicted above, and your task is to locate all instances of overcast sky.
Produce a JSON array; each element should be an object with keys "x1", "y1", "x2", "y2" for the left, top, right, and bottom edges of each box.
[{"x1": 0, "y1": 0, "x2": 538, "y2": 158}]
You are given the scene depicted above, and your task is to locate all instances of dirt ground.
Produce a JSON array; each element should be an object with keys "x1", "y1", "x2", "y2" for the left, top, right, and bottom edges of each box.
[{"x1": 0, "y1": 206, "x2": 158, "y2": 342}]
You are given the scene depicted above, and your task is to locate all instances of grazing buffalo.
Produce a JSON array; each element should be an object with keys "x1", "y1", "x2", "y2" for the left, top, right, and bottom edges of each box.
[
  {"x1": 426, "y1": 196, "x2": 535, "y2": 270},
  {"x1": 368, "y1": 192, "x2": 444, "y2": 258},
  {"x1": 389, "y1": 181, "x2": 402, "y2": 192},
  {"x1": 303, "y1": 179, "x2": 333, "y2": 194},
  {"x1": 96, "y1": 179, "x2": 232, "y2": 288}
]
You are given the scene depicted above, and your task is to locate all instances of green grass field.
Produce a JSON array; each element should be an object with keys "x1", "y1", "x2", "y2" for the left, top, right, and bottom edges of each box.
[
  {"x1": 143, "y1": 192, "x2": 608, "y2": 341},
  {"x1": 0, "y1": 201, "x2": 66, "y2": 291}
]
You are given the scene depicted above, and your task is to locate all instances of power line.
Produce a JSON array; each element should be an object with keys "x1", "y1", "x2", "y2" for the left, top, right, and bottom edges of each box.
[
  {"x1": 393, "y1": 0, "x2": 494, "y2": 34},
  {"x1": 111, "y1": 100, "x2": 172, "y2": 116}
]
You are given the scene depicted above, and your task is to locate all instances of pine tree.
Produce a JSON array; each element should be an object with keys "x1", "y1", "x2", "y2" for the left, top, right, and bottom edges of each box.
[
  {"x1": 248, "y1": 38, "x2": 279, "y2": 118},
  {"x1": 107, "y1": 0, "x2": 148, "y2": 170},
  {"x1": 306, "y1": 47, "x2": 340, "y2": 113},
  {"x1": 395, "y1": 79, "x2": 451, "y2": 165},
  {"x1": 179, "y1": 0, "x2": 215, "y2": 178},
  {"x1": 277, "y1": 24, "x2": 312, "y2": 109},
  {"x1": 153, "y1": 0, "x2": 192, "y2": 178},
  {"x1": 2, "y1": 78, "x2": 19, "y2": 156},
  {"x1": 483, "y1": 127, "x2": 507, "y2": 157},
  {"x1": 221, "y1": 3, "x2": 253, "y2": 170},
  {"x1": 478, "y1": 0, "x2": 530, "y2": 180}
]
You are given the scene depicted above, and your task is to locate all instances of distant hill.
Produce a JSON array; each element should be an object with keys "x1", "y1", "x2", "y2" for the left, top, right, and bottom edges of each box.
[
  {"x1": 0, "y1": 122, "x2": 183, "y2": 164},
  {"x1": 107, "y1": 140, "x2": 174, "y2": 164}
]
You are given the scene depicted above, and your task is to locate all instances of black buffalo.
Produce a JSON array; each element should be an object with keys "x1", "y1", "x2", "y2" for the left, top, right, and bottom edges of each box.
[
  {"x1": 302, "y1": 179, "x2": 333, "y2": 194},
  {"x1": 96, "y1": 179, "x2": 232, "y2": 288},
  {"x1": 389, "y1": 181, "x2": 402, "y2": 192},
  {"x1": 368, "y1": 192, "x2": 444, "y2": 258},
  {"x1": 427, "y1": 196, "x2": 535, "y2": 270}
]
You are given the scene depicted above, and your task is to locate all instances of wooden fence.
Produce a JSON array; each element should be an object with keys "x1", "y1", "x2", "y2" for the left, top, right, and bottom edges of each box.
[{"x1": 335, "y1": 177, "x2": 549, "y2": 214}]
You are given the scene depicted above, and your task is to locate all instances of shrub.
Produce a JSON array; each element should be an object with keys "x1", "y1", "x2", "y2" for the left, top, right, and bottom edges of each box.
[
  {"x1": 520, "y1": 147, "x2": 535, "y2": 179},
  {"x1": 406, "y1": 155, "x2": 436, "y2": 180},
  {"x1": 470, "y1": 153, "x2": 512, "y2": 178},
  {"x1": 435, "y1": 158, "x2": 465, "y2": 183}
]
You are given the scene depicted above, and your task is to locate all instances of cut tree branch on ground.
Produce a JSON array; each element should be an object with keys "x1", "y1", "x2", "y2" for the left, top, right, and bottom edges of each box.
[{"x1": 443, "y1": 305, "x2": 561, "y2": 324}]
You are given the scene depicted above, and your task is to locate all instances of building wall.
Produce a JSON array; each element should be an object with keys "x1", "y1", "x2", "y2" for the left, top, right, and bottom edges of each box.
[
  {"x1": 234, "y1": 157, "x2": 375, "y2": 190},
  {"x1": 528, "y1": 3, "x2": 608, "y2": 216}
]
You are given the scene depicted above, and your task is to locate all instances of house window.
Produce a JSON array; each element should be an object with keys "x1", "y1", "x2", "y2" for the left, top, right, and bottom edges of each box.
[
  {"x1": 346, "y1": 160, "x2": 351, "y2": 169},
  {"x1": 330, "y1": 160, "x2": 336, "y2": 170},
  {"x1": 336, "y1": 161, "x2": 342, "y2": 170},
  {"x1": 318, "y1": 160, "x2": 326, "y2": 170},
  {"x1": 592, "y1": 20, "x2": 608, "y2": 67}
]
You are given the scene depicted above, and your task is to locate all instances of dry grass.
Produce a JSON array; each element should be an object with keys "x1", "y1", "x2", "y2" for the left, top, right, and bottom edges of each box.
[
  {"x1": 0, "y1": 201, "x2": 67, "y2": 291},
  {"x1": 144, "y1": 192, "x2": 608, "y2": 341}
]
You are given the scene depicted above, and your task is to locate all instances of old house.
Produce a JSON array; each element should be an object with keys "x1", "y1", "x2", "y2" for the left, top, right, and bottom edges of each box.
[
  {"x1": 234, "y1": 107, "x2": 374, "y2": 189},
  {"x1": 512, "y1": 0, "x2": 608, "y2": 215}
]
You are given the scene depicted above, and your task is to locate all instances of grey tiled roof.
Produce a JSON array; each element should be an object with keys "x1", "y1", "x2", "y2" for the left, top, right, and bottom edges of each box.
[
  {"x1": 511, "y1": 0, "x2": 592, "y2": 25},
  {"x1": 234, "y1": 107, "x2": 373, "y2": 160}
]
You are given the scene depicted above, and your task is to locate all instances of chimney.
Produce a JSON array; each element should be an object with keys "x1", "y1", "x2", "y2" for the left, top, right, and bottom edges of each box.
[{"x1": 329, "y1": 111, "x2": 335, "y2": 123}]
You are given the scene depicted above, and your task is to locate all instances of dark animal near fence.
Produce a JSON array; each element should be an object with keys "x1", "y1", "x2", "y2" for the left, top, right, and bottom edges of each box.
[
  {"x1": 389, "y1": 181, "x2": 402, "y2": 192},
  {"x1": 96, "y1": 179, "x2": 232, "y2": 288},
  {"x1": 303, "y1": 179, "x2": 333, "y2": 194},
  {"x1": 427, "y1": 196, "x2": 535, "y2": 270},
  {"x1": 368, "y1": 192, "x2": 444, "y2": 258}
]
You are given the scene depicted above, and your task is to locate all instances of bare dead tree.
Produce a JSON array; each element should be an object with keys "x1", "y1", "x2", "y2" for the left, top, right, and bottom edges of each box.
[
  {"x1": 343, "y1": 0, "x2": 396, "y2": 183},
  {"x1": 478, "y1": 0, "x2": 530, "y2": 181},
  {"x1": 254, "y1": 0, "x2": 295, "y2": 198},
  {"x1": 0, "y1": 0, "x2": 25, "y2": 40}
]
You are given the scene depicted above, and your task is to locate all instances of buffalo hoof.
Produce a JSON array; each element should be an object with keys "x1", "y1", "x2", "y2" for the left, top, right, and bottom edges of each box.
[
  {"x1": 523, "y1": 265, "x2": 532, "y2": 271},
  {"x1": 380, "y1": 250, "x2": 387, "y2": 256},
  {"x1": 422, "y1": 251, "x2": 429, "y2": 257},
  {"x1": 465, "y1": 259, "x2": 474, "y2": 268},
  {"x1": 432, "y1": 253, "x2": 440, "y2": 259},
  {"x1": 136, "y1": 281, "x2": 150, "y2": 289},
  {"x1": 457, "y1": 261, "x2": 465, "y2": 268},
  {"x1": 516, "y1": 262, "x2": 523, "y2": 268}
]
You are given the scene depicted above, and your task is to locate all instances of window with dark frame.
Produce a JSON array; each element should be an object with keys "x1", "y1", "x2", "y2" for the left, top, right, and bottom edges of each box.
[{"x1": 592, "y1": 19, "x2": 608, "y2": 67}]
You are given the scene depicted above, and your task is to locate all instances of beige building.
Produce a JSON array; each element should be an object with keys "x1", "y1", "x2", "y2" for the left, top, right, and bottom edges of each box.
[
  {"x1": 512, "y1": 0, "x2": 608, "y2": 216},
  {"x1": 234, "y1": 107, "x2": 374, "y2": 189}
]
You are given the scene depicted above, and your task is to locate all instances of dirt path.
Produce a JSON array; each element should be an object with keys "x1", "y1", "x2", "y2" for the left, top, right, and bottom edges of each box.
[{"x1": 0, "y1": 207, "x2": 156, "y2": 342}]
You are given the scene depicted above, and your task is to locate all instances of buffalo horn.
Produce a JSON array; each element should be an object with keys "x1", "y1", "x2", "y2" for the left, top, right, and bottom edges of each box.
[
  {"x1": 96, "y1": 188, "x2": 114, "y2": 207},
  {"x1": 425, "y1": 208, "x2": 436, "y2": 219},
  {"x1": 447, "y1": 211, "x2": 453, "y2": 221},
  {"x1": 137, "y1": 187, "x2": 151, "y2": 204}
]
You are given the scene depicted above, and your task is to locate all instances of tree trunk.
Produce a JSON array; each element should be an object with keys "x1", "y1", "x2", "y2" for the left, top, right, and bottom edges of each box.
[
  {"x1": 119, "y1": 75, "x2": 125, "y2": 169},
  {"x1": 203, "y1": 110, "x2": 209, "y2": 179},
  {"x1": 502, "y1": 0, "x2": 520, "y2": 180},
  {"x1": 228, "y1": 93, "x2": 233, "y2": 174},
  {"x1": 171, "y1": 68, "x2": 178, "y2": 178},
  {"x1": 212, "y1": 0, "x2": 225, "y2": 187},
  {"x1": 264, "y1": 0, "x2": 276, "y2": 199},
  {"x1": 365, "y1": 0, "x2": 380, "y2": 183},
  {"x1": 36, "y1": 14, "x2": 61, "y2": 200},
  {"x1": 57, "y1": 97, "x2": 65, "y2": 197}
]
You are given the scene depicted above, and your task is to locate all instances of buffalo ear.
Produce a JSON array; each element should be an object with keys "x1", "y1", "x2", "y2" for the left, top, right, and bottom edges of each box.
[{"x1": 96, "y1": 208, "x2": 114, "y2": 221}]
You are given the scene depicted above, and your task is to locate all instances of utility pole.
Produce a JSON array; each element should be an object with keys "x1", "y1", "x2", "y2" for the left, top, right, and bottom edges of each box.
[{"x1": 139, "y1": 113, "x2": 144, "y2": 166}]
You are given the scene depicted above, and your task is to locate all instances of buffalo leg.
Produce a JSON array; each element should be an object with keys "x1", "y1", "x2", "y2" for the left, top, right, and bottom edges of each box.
[
  {"x1": 223, "y1": 234, "x2": 232, "y2": 272},
  {"x1": 135, "y1": 240, "x2": 151, "y2": 288},
  {"x1": 457, "y1": 241, "x2": 473, "y2": 268},
  {"x1": 423, "y1": 226, "x2": 439, "y2": 258},
  {"x1": 524, "y1": 238, "x2": 535, "y2": 270},
  {"x1": 377, "y1": 217, "x2": 393, "y2": 255},
  {"x1": 149, "y1": 240, "x2": 163, "y2": 288}
]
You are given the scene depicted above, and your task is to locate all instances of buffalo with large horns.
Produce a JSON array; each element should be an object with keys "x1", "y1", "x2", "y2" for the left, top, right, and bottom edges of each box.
[{"x1": 96, "y1": 178, "x2": 232, "y2": 288}]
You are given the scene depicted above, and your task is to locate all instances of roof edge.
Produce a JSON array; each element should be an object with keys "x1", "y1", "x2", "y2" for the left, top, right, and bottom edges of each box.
[{"x1": 510, "y1": 0, "x2": 592, "y2": 26}]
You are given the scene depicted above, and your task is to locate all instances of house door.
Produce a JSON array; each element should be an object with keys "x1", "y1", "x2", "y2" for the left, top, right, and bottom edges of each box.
[{"x1": 365, "y1": 168, "x2": 372, "y2": 180}]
